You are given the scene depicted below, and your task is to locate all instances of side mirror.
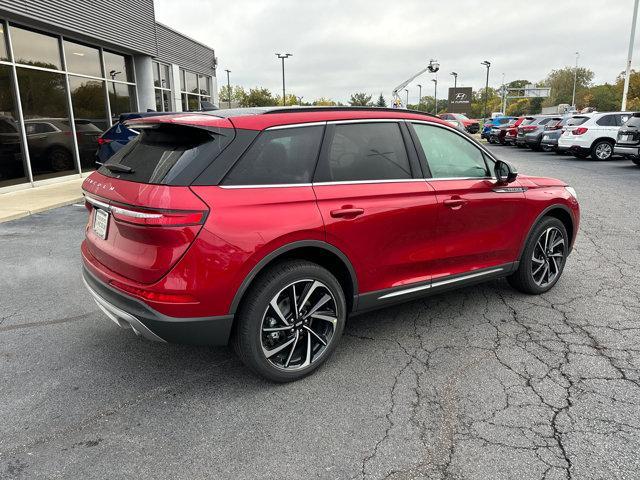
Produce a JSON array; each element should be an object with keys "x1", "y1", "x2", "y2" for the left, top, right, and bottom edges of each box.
[{"x1": 495, "y1": 160, "x2": 518, "y2": 184}]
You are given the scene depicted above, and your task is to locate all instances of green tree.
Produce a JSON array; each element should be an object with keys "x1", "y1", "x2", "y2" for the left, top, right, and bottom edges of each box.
[
  {"x1": 240, "y1": 87, "x2": 276, "y2": 107},
  {"x1": 578, "y1": 83, "x2": 619, "y2": 111},
  {"x1": 543, "y1": 67, "x2": 594, "y2": 107},
  {"x1": 375, "y1": 93, "x2": 387, "y2": 107},
  {"x1": 615, "y1": 70, "x2": 640, "y2": 110},
  {"x1": 349, "y1": 92, "x2": 373, "y2": 106},
  {"x1": 312, "y1": 97, "x2": 338, "y2": 106}
]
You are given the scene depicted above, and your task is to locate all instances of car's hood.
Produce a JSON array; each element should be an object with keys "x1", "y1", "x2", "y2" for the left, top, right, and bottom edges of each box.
[{"x1": 517, "y1": 175, "x2": 567, "y2": 188}]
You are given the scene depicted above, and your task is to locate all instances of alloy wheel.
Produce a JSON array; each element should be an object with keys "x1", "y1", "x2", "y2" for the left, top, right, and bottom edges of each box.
[
  {"x1": 595, "y1": 142, "x2": 612, "y2": 160},
  {"x1": 260, "y1": 279, "x2": 338, "y2": 371},
  {"x1": 531, "y1": 227, "x2": 565, "y2": 288}
]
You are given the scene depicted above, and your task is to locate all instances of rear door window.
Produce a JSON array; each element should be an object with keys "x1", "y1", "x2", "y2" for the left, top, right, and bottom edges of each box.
[
  {"x1": 314, "y1": 122, "x2": 412, "y2": 182},
  {"x1": 222, "y1": 125, "x2": 324, "y2": 185},
  {"x1": 412, "y1": 123, "x2": 489, "y2": 179}
]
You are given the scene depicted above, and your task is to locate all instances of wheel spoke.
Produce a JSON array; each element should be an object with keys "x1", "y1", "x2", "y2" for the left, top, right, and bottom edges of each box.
[
  {"x1": 532, "y1": 255, "x2": 544, "y2": 264},
  {"x1": 263, "y1": 335, "x2": 296, "y2": 359},
  {"x1": 301, "y1": 330, "x2": 312, "y2": 368},
  {"x1": 263, "y1": 325, "x2": 294, "y2": 332},
  {"x1": 298, "y1": 280, "x2": 321, "y2": 312},
  {"x1": 269, "y1": 298, "x2": 290, "y2": 326},
  {"x1": 304, "y1": 325, "x2": 327, "y2": 346},
  {"x1": 284, "y1": 331, "x2": 300, "y2": 367},
  {"x1": 311, "y1": 312, "x2": 338, "y2": 326},
  {"x1": 532, "y1": 262, "x2": 545, "y2": 276},
  {"x1": 290, "y1": 284, "x2": 298, "y2": 318},
  {"x1": 548, "y1": 252, "x2": 564, "y2": 258},
  {"x1": 550, "y1": 256, "x2": 559, "y2": 275},
  {"x1": 550, "y1": 237, "x2": 565, "y2": 249},
  {"x1": 305, "y1": 294, "x2": 332, "y2": 318},
  {"x1": 543, "y1": 228, "x2": 551, "y2": 251}
]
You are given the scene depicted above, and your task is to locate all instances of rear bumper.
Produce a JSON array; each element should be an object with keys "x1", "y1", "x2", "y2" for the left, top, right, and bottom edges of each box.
[
  {"x1": 614, "y1": 145, "x2": 640, "y2": 157},
  {"x1": 82, "y1": 267, "x2": 234, "y2": 345}
]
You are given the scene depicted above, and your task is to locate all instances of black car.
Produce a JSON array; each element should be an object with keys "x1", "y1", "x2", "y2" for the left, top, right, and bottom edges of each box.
[{"x1": 613, "y1": 112, "x2": 640, "y2": 166}]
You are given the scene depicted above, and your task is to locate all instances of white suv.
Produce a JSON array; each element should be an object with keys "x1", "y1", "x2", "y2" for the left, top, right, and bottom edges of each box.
[{"x1": 558, "y1": 112, "x2": 632, "y2": 160}]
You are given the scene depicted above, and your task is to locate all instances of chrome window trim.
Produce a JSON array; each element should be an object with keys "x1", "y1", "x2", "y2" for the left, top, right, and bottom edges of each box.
[
  {"x1": 427, "y1": 176, "x2": 494, "y2": 182},
  {"x1": 378, "y1": 267, "x2": 504, "y2": 300},
  {"x1": 218, "y1": 179, "x2": 427, "y2": 189},
  {"x1": 219, "y1": 183, "x2": 313, "y2": 189},
  {"x1": 266, "y1": 122, "x2": 327, "y2": 130},
  {"x1": 327, "y1": 118, "x2": 400, "y2": 125}
]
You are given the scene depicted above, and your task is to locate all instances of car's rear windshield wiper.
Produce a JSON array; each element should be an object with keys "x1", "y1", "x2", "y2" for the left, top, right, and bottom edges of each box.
[{"x1": 103, "y1": 163, "x2": 134, "y2": 173}]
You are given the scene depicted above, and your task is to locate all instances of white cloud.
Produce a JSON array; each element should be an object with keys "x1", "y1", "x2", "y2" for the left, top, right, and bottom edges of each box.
[{"x1": 155, "y1": 0, "x2": 638, "y2": 103}]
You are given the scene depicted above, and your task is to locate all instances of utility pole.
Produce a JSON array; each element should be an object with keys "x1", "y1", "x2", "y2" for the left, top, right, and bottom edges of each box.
[
  {"x1": 298, "y1": 96, "x2": 304, "y2": 106},
  {"x1": 481, "y1": 61, "x2": 491, "y2": 120},
  {"x1": 432, "y1": 77, "x2": 438, "y2": 115},
  {"x1": 275, "y1": 53, "x2": 292, "y2": 106},
  {"x1": 571, "y1": 52, "x2": 580, "y2": 109},
  {"x1": 224, "y1": 69, "x2": 231, "y2": 109},
  {"x1": 450, "y1": 72, "x2": 457, "y2": 112},
  {"x1": 622, "y1": 0, "x2": 639, "y2": 111}
]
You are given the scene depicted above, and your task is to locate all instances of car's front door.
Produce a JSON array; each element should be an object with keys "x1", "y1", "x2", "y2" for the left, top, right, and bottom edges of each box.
[
  {"x1": 409, "y1": 121, "x2": 529, "y2": 280},
  {"x1": 312, "y1": 120, "x2": 439, "y2": 301}
]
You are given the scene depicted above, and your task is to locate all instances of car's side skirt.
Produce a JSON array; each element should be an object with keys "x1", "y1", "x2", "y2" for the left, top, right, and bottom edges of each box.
[{"x1": 353, "y1": 262, "x2": 517, "y2": 314}]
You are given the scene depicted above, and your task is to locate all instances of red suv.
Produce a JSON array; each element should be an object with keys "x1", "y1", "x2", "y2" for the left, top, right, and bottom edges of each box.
[{"x1": 81, "y1": 107, "x2": 580, "y2": 382}]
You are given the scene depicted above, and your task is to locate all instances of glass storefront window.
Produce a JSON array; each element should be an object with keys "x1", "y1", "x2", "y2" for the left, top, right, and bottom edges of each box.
[
  {"x1": 104, "y1": 50, "x2": 133, "y2": 82},
  {"x1": 16, "y1": 67, "x2": 78, "y2": 180},
  {"x1": 69, "y1": 76, "x2": 108, "y2": 171},
  {"x1": 63, "y1": 40, "x2": 102, "y2": 78},
  {"x1": 0, "y1": 22, "x2": 8, "y2": 61},
  {"x1": 108, "y1": 81, "x2": 136, "y2": 120},
  {"x1": 0, "y1": 65, "x2": 28, "y2": 187},
  {"x1": 198, "y1": 75, "x2": 210, "y2": 95},
  {"x1": 185, "y1": 71, "x2": 198, "y2": 94},
  {"x1": 10, "y1": 26, "x2": 62, "y2": 70}
]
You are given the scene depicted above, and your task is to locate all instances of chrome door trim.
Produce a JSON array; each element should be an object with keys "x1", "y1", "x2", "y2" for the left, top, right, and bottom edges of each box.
[{"x1": 266, "y1": 121, "x2": 327, "y2": 130}]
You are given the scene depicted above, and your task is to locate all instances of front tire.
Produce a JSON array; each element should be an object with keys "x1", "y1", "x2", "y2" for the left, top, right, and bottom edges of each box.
[
  {"x1": 232, "y1": 260, "x2": 346, "y2": 382},
  {"x1": 508, "y1": 217, "x2": 569, "y2": 295}
]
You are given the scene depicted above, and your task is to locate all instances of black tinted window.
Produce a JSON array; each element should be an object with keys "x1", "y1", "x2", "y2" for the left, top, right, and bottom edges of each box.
[
  {"x1": 100, "y1": 125, "x2": 225, "y2": 185},
  {"x1": 539, "y1": 117, "x2": 556, "y2": 125},
  {"x1": 596, "y1": 115, "x2": 616, "y2": 127},
  {"x1": 223, "y1": 126, "x2": 323, "y2": 185},
  {"x1": 316, "y1": 123, "x2": 411, "y2": 182}
]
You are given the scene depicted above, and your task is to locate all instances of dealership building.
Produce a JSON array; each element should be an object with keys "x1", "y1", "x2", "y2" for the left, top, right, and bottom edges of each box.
[{"x1": 0, "y1": 0, "x2": 218, "y2": 191}]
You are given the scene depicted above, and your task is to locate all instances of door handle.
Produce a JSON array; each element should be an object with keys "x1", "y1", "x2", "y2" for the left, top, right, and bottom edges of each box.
[
  {"x1": 330, "y1": 207, "x2": 364, "y2": 219},
  {"x1": 443, "y1": 198, "x2": 468, "y2": 209}
]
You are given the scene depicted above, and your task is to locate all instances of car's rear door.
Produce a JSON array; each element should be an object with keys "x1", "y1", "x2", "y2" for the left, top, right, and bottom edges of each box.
[
  {"x1": 312, "y1": 120, "x2": 438, "y2": 304},
  {"x1": 408, "y1": 121, "x2": 529, "y2": 280}
]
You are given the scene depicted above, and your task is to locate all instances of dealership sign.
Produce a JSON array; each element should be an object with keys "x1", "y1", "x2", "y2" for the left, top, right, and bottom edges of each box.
[{"x1": 447, "y1": 87, "x2": 472, "y2": 114}]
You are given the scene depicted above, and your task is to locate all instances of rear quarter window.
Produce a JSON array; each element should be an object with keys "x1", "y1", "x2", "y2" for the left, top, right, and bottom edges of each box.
[
  {"x1": 566, "y1": 116, "x2": 589, "y2": 126},
  {"x1": 222, "y1": 125, "x2": 324, "y2": 185},
  {"x1": 596, "y1": 115, "x2": 617, "y2": 127}
]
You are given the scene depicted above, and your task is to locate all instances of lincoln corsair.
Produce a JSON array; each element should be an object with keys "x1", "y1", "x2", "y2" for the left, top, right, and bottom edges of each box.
[{"x1": 81, "y1": 107, "x2": 580, "y2": 382}]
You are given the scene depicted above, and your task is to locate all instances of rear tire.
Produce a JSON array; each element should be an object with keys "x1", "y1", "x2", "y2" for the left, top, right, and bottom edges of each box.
[
  {"x1": 508, "y1": 217, "x2": 569, "y2": 295},
  {"x1": 232, "y1": 260, "x2": 346, "y2": 382},
  {"x1": 632, "y1": 158, "x2": 640, "y2": 166},
  {"x1": 591, "y1": 140, "x2": 614, "y2": 160}
]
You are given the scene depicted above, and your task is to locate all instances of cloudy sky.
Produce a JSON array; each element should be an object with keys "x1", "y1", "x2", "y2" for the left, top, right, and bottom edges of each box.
[{"x1": 155, "y1": 0, "x2": 638, "y2": 103}]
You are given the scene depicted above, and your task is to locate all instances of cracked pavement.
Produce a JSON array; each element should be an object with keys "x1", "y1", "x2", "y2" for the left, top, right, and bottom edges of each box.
[{"x1": 1, "y1": 146, "x2": 639, "y2": 479}]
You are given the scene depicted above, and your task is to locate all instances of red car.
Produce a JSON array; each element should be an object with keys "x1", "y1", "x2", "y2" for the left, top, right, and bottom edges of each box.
[
  {"x1": 503, "y1": 116, "x2": 527, "y2": 145},
  {"x1": 438, "y1": 113, "x2": 480, "y2": 134},
  {"x1": 81, "y1": 107, "x2": 580, "y2": 382}
]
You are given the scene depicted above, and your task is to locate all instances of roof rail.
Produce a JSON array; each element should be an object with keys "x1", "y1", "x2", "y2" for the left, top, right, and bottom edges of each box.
[{"x1": 262, "y1": 106, "x2": 439, "y2": 118}]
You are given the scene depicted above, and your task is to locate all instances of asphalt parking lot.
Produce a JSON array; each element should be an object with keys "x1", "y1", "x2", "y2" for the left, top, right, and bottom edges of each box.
[{"x1": 1, "y1": 145, "x2": 639, "y2": 480}]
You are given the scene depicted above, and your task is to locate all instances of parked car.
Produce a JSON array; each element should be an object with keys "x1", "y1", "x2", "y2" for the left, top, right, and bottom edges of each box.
[
  {"x1": 443, "y1": 118, "x2": 467, "y2": 132},
  {"x1": 481, "y1": 116, "x2": 514, "y2": 140},
  {"x1": 558, "y1": 112, "x2": 632, "y2": 160},
  {"x1": 96, "y1": 111, "x2": 176, "y2": 163},
  {"x1": 438, "y1": 113, "x2": 479, "y2": 134},
  {"x1": 515, "y1": 116, "x2": 556, "y2": 149},
  {"x1": 614, "y1": 112, "x2": 640, "y2": 166},
  {"x1": 81, "y1": 106, "x2": 580, "y2": 382},
  {"x1": 540, "y1": 117, "x2": 571, "y2": 153},
  {"x1": 503, "y1": 117, "x2": 527, "y2": 145},
  {"x1": 523, "y1": 116, "x2": 563, "y2": 151},
  {"x1": 489, "y1": 117, "x2": 524, "y2": 145}
]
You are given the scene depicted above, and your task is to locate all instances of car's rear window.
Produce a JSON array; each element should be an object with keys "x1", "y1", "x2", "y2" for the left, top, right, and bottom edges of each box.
[
  {"x1": 98, "y1": 124, "x2": 231, "y2": 185},
  {"x1": 623, "y1": 115, "x2": 640, "y2": 128},
  {"x1": 521, "y1": 118, "x2": 535, "y2": 125},
  {"x1": 566, "y1": 116, "x2": 589, "y2": 126}
]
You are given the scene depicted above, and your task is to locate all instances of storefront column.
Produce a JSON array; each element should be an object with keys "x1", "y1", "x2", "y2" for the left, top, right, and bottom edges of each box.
[{"x1": 132, "y1": 55, "x2": 154, "y2": 112}]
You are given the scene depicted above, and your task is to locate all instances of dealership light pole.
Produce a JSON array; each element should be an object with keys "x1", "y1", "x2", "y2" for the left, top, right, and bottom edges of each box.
[
  {"x1": 432, "y1": 78, "x2": 438, "y2": 115},
  {"x1": 622, "y1": 0, "x2": 639, "y2": 111},
  {"x1": 501, "y1": 72, "x2": 507, "y2": 114},
  {"x1": 481, "y1": 60, "x2": 491, "y2": 121},
  {"x1": 404, "y1": 89, "x2": 409, "y2": 107},
  {"x1": 450, "y1": 72, "x2": 458, "y2": 108},
  {"x1": 275, "y1": 53, "x2": 292, "y2": 106},
  {"x1": 224, "y1": 69, "x2": 231, "y2": 109},
  {"x1": 571, "y1": 52, "x2": 579, "y2": 109},
  {"x1": 417, "y1": 84, "x2": 422, "y2": 108}
]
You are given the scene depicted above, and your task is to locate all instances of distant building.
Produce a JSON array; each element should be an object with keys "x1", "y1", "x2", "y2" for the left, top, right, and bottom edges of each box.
[{"x1": 0, "y1": 0, "x2": 218, "y2": 191}]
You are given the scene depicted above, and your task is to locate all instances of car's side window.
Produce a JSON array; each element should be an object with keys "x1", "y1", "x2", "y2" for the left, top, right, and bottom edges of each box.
[
  {"x1": 314, "y1": 122, "x2": 412, "y2": 182},
  {"x1": 222, "y1": 125, "x2": 324, "y2": 185},
  {"x1": 596, "y1": 115, "x2": 616, "y2": 127},
  {"x1": 412, "y1": 123, "x2": 490, "y2": 179}
]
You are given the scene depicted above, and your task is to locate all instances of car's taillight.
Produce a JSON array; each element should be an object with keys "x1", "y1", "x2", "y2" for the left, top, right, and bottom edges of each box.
[
  {"x1": 573, "y1": 127, "x2": 588, "y2": 135},
  {"x1": 522, "y1": 125, "x2": 537, "y2": 132},
  {"x1": 109, "y1": 280, "x2": 199, "y2": 304},
  {"x1": 97, "y1": 137, "x2": 112, "y2": 145},
  {"x1": 85, "y1": 196, "x2": 207, "y2": 227}
]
